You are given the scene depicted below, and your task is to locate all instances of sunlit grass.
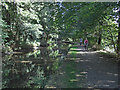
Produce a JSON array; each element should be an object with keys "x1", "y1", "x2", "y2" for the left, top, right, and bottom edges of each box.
[
  {"x1": 69, "y1": 79, "x2": 78, "y2": 82},
  {"x1": 64, "y1": 61, "x2": 78, "y2": 87},
  {"x1": 70, "y1": 46, "x2": 78, "y2": 50},
  {"x1": 68, "y1": 46, "x2": 78, "y2": 58}
]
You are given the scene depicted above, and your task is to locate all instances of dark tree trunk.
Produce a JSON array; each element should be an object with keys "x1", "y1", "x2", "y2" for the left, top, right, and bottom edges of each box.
[
  {"x1": 84, "y1": 29, "x2": 87, "y2": 39},
  {"x1": 98, "y1": 21, "x2": 103, "y2": 46},
  {"x1": 117, "y1": 30, "x2": 120, "y2": 56},
  {"x1": 98, "y1": 30, "x2": 102, "y2": 45},
  {"x1": 117, "y1": 6, "x2": 120, "y2": 56}
]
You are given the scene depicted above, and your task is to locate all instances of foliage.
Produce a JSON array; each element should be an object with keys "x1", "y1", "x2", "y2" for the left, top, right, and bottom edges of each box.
[{"x1": 1, "y1": 2, "x2": 119, "y2": 54}]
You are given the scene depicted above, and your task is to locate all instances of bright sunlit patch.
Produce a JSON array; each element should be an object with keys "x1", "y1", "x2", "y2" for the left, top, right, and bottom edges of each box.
[
  {"x1": 80, "y1": 72, "x2": 87, "y2": 74},
  {"x1": 68, "y1": 50, "x2": 108, "y2": 55},
  {"x1": 70, "y1": 48, "x2": 83, "y2": 51},
  {"x1": 107, "y1": 73, "x2": 118, "y2": 76},
  {"x1": 79, "y1": 60, "x2": 89, "y2": 62},
  {"x1": 76, "y1": 74, "x2": 84, "y2": 77},
  {"x1": 46, "y1": 86, "x2": 56, "y2": 88},
  {"x1": 88, "y1": 87, "x2": 93, "y2": 88},
  {"x1": 15, "y1": 61, "x2": 32, "y2": 63},
  {"x1": 69, "y1": 79, "x2": 78, "y2": 82},
  {"x1": 114, "y1": 74, "x2": 118, "y2": 76},
  {"x1": 33, "y1": 46, "x2": 38, "y2": 50}
]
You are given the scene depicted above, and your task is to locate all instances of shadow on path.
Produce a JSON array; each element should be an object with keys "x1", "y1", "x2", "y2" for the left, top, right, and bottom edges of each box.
[{"x1": 45, "y1": 45, "x2": 119, "y2": 89}]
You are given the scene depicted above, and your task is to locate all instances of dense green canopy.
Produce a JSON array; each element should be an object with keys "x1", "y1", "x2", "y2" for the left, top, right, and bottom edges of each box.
[{"x1": 1, "y1": 2, "x2": 120, "y2": 55}]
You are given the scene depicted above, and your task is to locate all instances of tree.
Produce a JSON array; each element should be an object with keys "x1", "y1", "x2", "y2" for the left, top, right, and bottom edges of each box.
[{"x1": 117, "y1": 4, "x2": 120, "y2": 56}]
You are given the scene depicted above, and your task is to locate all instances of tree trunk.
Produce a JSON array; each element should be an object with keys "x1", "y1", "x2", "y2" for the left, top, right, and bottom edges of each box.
[
  {"x1": 117, "y1": 28, "x2": 120, "y2": 56},
  {"x1": 117, "y1": 7, "x2": 120, "y2": 56},
  {"x1": 98, "y1": 30, "x2": 102, "y2": 45},
  {"x1": 84, "y1": 29, "x2": 87, "y2": 39}
]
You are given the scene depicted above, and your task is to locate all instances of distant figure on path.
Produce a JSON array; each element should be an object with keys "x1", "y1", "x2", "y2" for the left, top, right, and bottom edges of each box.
[
  {"x1": 80, "y1": 38, "x2": 83, "y2": 46},
  {"x1": 84, "y1": 38, "x2": 88, "y2": 50}
]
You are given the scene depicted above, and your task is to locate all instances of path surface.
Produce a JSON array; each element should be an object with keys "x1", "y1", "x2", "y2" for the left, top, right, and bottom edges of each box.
[{"x1": 45, "y1": 46, "x2": 120, "y2": 88}]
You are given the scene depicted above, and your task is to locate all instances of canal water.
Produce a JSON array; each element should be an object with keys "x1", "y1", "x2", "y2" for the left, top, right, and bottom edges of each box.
[{"x1": 2, "y1": 43, "x2": 71, "y2": 88}]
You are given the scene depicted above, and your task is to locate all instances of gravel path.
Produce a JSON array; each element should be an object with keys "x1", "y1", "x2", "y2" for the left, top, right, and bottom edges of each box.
[{"x1": 45, "y1": 46, "x2": 120, "y2": 89}]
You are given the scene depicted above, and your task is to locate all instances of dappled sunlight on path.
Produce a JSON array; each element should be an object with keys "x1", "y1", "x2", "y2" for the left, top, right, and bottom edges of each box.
[
  {"x1": 46, "y1": 45, "x2": 119, "y2": 88},
  {"x1": 68, "y1": 46, "x2": 119, "y2": 88}
]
